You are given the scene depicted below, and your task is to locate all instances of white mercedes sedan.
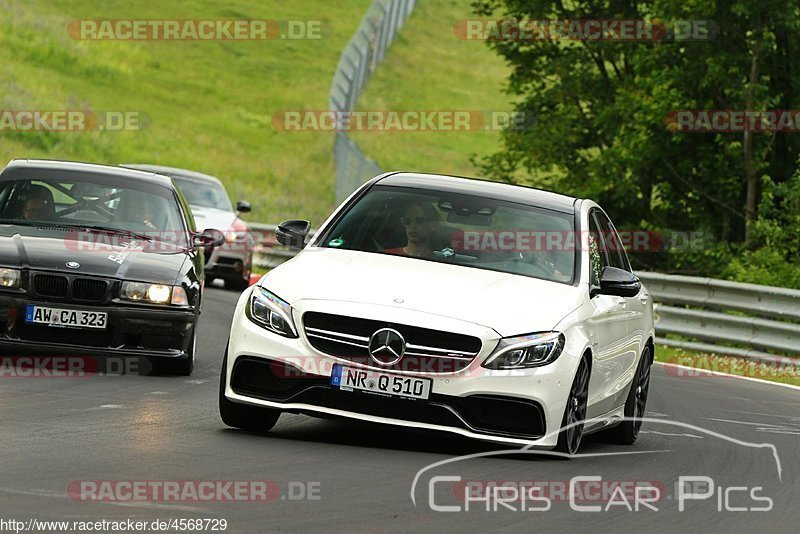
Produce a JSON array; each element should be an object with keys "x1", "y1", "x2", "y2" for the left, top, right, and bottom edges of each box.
[{"x1": 219, "y1": 172, "x2": 655, "y2": 454}]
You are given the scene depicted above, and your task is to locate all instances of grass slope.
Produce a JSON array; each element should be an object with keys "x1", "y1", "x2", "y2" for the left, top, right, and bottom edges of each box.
[
  {"x1": 349, "y1": 0, "x2": 513, "y2": 177},
  {"x1": 0, "y1": 0, "x2": 371, "y2": 225}
]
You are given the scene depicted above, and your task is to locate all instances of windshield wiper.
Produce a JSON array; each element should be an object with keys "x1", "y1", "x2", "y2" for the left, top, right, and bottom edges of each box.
[
  {"x1": 39, "y1": 222, "x2": 154, "y2": 241},
  {"x1": 80, "y1": 225, "x2": 153, "y2": 241},
  {"x1": 0, "y1": 220, "x2": 155, "y2": 242}
]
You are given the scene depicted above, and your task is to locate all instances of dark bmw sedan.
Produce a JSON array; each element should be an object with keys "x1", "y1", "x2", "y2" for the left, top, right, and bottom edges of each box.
[{"x1": 0, "y1": 159, "x2": 225, "y2": 375}]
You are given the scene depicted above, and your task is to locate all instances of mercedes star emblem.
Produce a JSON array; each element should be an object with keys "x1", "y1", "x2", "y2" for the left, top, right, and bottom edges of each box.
[{"x1": 368, "y1": 328, "x2": 406, "y2": 366}]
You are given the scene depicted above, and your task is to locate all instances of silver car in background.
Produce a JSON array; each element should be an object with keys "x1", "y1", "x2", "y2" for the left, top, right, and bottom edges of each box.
[{"x1": 122, "y1": 165, "x2": 254, "y2": 290}]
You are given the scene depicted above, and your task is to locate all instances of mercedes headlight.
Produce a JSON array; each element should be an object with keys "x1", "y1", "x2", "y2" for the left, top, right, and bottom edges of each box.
[
  {"x1": 120, "y1": 282, "x2": 188, "y2": 306},
  {"x1": 483, "y1": 332, "x2": 565, "y2": 369},
  {"x1": 246, "y1": 286, "x2": 298, "y2": 338},
  {"x1": 0, "y1": 268, "x2": 20, "y2": 289}
]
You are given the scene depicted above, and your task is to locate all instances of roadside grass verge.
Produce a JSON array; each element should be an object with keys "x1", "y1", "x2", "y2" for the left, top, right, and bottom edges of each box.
[{"x1": 655, "y1": 345, "x2": 800, "y2": 387}]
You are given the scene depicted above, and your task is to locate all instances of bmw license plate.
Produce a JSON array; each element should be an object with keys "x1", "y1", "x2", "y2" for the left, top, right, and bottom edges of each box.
[
  {"x1": 25, "y1": 305, "x2": 107, "y2": 330},
  {"x1": 331, "y1": 364, "x2": 432, "y2": 400}
]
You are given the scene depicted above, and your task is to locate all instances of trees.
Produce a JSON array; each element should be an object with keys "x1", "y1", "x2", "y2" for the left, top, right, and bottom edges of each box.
[{"x1": 473, "y1": 0, "x2": 800, "y2": 280}]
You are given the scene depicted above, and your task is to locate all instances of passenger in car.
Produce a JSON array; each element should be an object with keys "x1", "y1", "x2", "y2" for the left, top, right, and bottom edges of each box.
[{"x1": 383, "y1": 200, "x2": 440, "y2": 258}]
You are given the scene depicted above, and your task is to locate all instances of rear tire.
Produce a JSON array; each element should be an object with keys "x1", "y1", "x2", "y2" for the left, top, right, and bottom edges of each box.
[
  {"x1": 219, "y1": 348, "x2": 280, "y2": 432},
  {"x1": 555, "y1": 354, "x2": 590, "y2": 456},
  {"x1": 601, "y1": 345, "x2": 652, "y2": 445}
]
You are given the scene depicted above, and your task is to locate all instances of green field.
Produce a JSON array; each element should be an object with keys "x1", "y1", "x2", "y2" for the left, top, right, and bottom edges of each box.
[
  {"x1": 349, "y1": 0, "x2": 513, "y2": 177},
  {"x1": 0, "y1": 0, "x2": 371, "y2": 225},
  {"x1": 1, "y1": 0, "x2": 513, "y2": 224},
  {"x1": 655, "y1": 346, "x2": 800, "y2": 387}
]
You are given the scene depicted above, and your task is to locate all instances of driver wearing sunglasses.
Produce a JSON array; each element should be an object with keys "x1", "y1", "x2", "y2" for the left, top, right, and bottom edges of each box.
[{"x1": 384, "y1": 201, "x2": 439, "y2": 258}]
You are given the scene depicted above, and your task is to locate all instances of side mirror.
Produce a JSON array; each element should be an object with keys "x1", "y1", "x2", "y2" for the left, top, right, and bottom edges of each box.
[
  {"x1": 236, "y1": 200, "x2": 251, "y2": 213},
  {"x1": 594, "y1": 266, "x2": 641, "y2": 298},
  {"x1": 275, "y1": 219, "x2": 310, "y2": 249},
  {"x1": 193, "y1": 228, "x2": 226, "y2": 249}
]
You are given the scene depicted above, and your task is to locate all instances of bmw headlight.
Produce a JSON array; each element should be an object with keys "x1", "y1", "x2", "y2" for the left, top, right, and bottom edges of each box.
[
  {"x1": 246, "y1": 286, "x2": 298, "y2": 338},
  {"x1": 120, "y1": 282, "x2": 188, "y2": 306},
  {"x1": 483, "y1": 332, "x2": 565, "y2": 369},
  {"x1": 0, "y1": 268, "x2": 21, "y2": 289}
]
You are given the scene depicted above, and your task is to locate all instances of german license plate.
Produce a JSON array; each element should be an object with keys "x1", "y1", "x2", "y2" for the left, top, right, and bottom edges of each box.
[
  {"x1": 331, "y1": 364, "x2": 432, "y2": 400},
  {"x1": 25, "y1": 306, "x2": 108, "y2": 329}
]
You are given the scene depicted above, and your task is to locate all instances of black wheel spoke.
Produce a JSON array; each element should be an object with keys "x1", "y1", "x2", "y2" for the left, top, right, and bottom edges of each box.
[
  {"x1": 566, "y1": 358, "x2": 589, "y2": 453},
  {"x1": 632, "y1": 349, "x2": 651, "y2": 433}
]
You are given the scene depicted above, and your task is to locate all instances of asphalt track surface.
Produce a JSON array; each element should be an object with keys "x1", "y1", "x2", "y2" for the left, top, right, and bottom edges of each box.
[{"x1": 0, "y1": 287, "x2": 797, "y2": 533}]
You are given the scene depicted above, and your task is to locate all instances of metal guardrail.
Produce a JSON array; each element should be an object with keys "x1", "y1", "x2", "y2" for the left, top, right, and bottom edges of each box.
[
  {"x1": 249, "y1": 222, "x2": 313, "y2": 270},
  {"x1": 637, "y1": 271, "x2": 800, "y2": 320},
  {"x1": 250, "y1": 2, "x2": 415, "y2": 268},
  {"x1": 330, "y1": 0, "x2": 416, "y2": 204},
  {"x1": 637, "y1": 272, "x2": 800, "y2": 363}
]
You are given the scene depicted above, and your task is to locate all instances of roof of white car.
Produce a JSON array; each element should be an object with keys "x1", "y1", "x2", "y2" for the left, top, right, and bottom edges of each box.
[{"x1": 377, "y1": 172, "x2": 579, "y2": 214}]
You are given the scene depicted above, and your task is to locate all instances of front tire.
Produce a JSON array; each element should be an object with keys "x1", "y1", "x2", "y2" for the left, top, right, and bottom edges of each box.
[
  {"x1": 601, "y1": 345, "x2": 652, "y2": 445},
  {"x1": 555, "y1": 353, "x2": 590, "y2": 455},
  {"x1": 169, "y1": 327, "x2": 196, "y2": 376},
  {"x1": 145, "y1": 325, "x2": 196, "y2": 376},
  {"x1": 219, "y1": 349, "x2": 280, "y2": 432}
]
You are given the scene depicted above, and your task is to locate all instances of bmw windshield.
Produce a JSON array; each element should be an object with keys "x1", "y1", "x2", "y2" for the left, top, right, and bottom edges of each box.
[
  {"x1": 0, "y1": 173, "x2": 189, "y2": 247},
  {"x1": 318, "y1": 185, "x2": 576, "y2": 284}
]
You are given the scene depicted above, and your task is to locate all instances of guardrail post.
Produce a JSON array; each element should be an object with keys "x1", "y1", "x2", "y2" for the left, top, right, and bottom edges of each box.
[{"x1": 329, "y1": 0, "x2": 418, "y2": 204}]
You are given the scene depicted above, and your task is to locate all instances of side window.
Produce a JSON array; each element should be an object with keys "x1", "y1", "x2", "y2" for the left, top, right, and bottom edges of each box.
[
  {"x1": 608, "y1": 220, "x2": 632, "y2": 272},
  {"x1": 593, "y1": 210, "x2": 629, "y2": 272},
  {"x1": 0, "y1": 182, "x2": 15, "y2": 214},
  {"x1": 588, "y1": 211, "x2": 607, "y2": 287}
]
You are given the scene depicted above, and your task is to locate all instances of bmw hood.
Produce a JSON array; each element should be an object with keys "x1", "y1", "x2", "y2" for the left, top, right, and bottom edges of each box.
[
  {"x1": 0, "y1": 225, "x2": 188, "y2": 284},
  {"x1": 260, "y1": 248, "x2": 583, "y2": 337}
]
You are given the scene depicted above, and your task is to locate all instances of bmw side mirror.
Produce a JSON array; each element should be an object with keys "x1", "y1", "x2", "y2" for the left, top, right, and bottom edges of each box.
[
  {"x1": 193, "y1": 228, "x2": 226, "y2": 249},
  {"x1": 236, "y1": 200, "x2": 251, "y2": 213},
  {"x1": 596, "y1": 266, "x2": 641, "y2": 298},
  {"x1": 275, "y1": 219, "x2": 310, "y2": 249}
]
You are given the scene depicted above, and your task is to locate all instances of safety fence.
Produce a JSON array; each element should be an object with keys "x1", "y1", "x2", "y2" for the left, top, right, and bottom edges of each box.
[
  {"x1": 637, "y1": 272, "x2": 800, "y2": 364},
  {"x1": 330, "y1": 0, "x2": 416, "y2": 204}
]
